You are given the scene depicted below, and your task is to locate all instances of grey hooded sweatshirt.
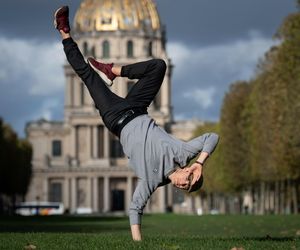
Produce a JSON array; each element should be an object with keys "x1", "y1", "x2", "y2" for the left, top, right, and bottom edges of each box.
[{"x1": 120, "y1": 115, "x2": 219, "y2": 225}]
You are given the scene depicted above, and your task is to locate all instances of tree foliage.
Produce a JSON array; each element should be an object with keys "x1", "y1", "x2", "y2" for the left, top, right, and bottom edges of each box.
[
  {"x1": 0, "y1": 118, "x2": 32, "y2": 199},
  {"x1": 192, "y1": 3, "x2": 300, "y2": 194},
  {"x1": 219, "y1": 81, "x2": 252, "y2": 192}
]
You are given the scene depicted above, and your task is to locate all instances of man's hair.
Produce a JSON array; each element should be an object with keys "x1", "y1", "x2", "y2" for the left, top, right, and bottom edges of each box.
[{"x1": 188, "y1": 175, "x2": 204, "y2": 193}]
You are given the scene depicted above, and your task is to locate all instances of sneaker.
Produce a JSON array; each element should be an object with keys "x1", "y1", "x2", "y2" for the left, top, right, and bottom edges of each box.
[
  {"x1": 54, "y1": 6, "x2": 70, "y2": 33},
  {"x1": 88, "y1": 57, "x2": 116, "y2": 86}
]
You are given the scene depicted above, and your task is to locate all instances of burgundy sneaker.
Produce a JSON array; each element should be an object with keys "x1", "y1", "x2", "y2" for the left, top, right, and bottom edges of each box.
[
  {"x1": 54, "y1": 6, "x2": 70, "y2": 33},
  {"x1": 88, "y1": 57, "x2": 116, "y2": 86}
]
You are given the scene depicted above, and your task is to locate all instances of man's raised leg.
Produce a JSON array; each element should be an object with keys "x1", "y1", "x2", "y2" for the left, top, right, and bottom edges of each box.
[
  {"x1": 54, "y1": 6, "x2": 124, "y2": 116},
  {"x1": 123, "y1": 59, "x2": 167, "y2": 108}
]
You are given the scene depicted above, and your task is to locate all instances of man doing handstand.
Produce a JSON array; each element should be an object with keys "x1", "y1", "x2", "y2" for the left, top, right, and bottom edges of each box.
[{"x1": 54, "y1": 6, "x2": 219, "y2": 241}]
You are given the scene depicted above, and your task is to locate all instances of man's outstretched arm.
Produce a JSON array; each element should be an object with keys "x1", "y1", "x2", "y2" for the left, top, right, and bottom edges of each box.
[
  {"x1": 129, "y1": 180, "x2": 156, "y2": 241},
  {"x1": 187, "y1": 133, "x2": 219, "y2": 185}
]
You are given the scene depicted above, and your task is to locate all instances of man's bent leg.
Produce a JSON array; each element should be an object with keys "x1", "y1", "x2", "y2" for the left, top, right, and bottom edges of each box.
[{"x1": 123, "y1": 59, "x2": 167, "y2": 108}]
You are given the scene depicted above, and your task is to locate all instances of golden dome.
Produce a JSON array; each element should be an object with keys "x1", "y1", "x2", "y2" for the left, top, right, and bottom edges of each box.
[{"x1": 74, "y1": 0, "x2": 161, "y2": 32}]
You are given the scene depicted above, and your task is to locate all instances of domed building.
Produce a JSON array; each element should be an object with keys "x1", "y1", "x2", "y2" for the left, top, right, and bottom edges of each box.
[{"x1": 25, "y1": 0, "x2": 174, "y2": 215}]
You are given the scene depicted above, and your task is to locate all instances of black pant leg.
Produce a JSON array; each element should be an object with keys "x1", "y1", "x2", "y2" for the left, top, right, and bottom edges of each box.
[
  {"x1": 63, "y1": 38, "x2": 124, "y2": 115},
  {"x1": 63, "y1": 38, "x2": 133, "y2": 132}
]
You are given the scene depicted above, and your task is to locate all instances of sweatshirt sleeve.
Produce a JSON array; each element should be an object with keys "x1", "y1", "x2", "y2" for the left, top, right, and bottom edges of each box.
[
  {"x1": 129, "y1": 179, "x2": 157, "y2": 225},
  {"x1": 187, "y1": 132, "x2": 219, "y2": 155}
]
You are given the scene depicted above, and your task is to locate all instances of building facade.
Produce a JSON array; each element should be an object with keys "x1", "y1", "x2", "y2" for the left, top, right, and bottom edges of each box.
[{"x1": 25, "y1": 0, "x2": 174, "y2": 214}]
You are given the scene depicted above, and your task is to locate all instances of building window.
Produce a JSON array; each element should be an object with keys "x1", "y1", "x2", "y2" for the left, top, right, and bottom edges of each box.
[
  {"x1": 148, "y1": 41, "x2": 153, "y2": 57},
  {"x1": 83, "y1": 42, "x2": 88, "y2": 56},
  {"x1": 127, "y1": 40, "x2": 134, "y2": 58},
  {"x1": 102, "y1": 40, "x2": 110, "y2": 58},
  {"x1": 49, "y1": 182, "x2": 62, "y2": 202},
  {"x1": 111, "y1": 190, "x2": 125, "y2": 211},
  {"x1": 52, "y1": 140, "x2": 62, "y2": 157}
]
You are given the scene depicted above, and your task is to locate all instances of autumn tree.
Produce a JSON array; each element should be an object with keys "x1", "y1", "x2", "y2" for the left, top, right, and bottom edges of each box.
[
  {"x1": 0, "y1": 118, "x2": 32, "y2": 213},
  {"x1": 220, "y1": 81, "x2": 252, "y2": 193}
]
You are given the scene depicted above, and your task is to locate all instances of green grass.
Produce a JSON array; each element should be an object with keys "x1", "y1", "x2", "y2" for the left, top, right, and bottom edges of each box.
[{"x1": 0, "y1": 214, "x2": 299, "y2": 249}]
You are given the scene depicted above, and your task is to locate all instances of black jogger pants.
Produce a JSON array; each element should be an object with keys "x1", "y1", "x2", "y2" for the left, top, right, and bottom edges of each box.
[{"x1": 62, "y1": 37, "x2": 167, "y2": 134}]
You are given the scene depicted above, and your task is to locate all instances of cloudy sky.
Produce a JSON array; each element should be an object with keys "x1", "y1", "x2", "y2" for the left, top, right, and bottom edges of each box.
[{"x1": 0, "y1": 0, "x2": 297, "y2": 137}]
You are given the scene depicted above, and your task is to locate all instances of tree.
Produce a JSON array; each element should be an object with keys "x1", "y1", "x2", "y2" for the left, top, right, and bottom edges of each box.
[
  {"x1": 0, "y1": 118, "x2": 32, "y2": 213},
  {"x1": 219, "y1": 81, "x2": 252, "y2": 192}
]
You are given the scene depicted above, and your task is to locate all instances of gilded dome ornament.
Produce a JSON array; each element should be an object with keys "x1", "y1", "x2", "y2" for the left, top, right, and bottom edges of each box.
[{"x1": 74, "y1": 0, "x2": 161, "y2": 32}]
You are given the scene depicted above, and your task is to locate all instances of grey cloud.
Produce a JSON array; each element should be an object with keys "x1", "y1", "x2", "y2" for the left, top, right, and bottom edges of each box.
[
  {"x1": 157, "y1": 0, "x2": 296, "y2": 46},
  {"x1": 0, "y1": 36, "x2": 65, "y2": 137},
  {"x1": 168, "y1": 32, "x2": 275, "y2": 122},
  {"x1": 0, "y1": 0, "x2": 296, "y2": 136},
  {"x1": 0, "y1": 37, "x2": 65, "y2": 96}
]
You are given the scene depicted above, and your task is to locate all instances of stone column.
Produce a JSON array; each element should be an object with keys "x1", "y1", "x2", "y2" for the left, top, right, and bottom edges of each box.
[
  {"x1": 73, "y1": 78, "x2": 81, "y2": 106},
  {"x1": 103, "y1": 176, "x2": 110, "y2": 212},
  {"x1": 71, "y1": 177, "x2": 77, "y2": 213},
  {"x1": 104, "y1": 128, "x2": 110, "y2": 158},
  {"x1": 43, "y1": 178, "x2": 48, "y2": 202},
  {"x1": 86, "y1": 177, "x2": 92, "y2": 210},
  {"x1": 92, "y1": 177, "x2": 99, "y2": 212},
  {"x1": 126, "y1": 177, "x2": 133, "y2": 213},
  {"x1": 63, "y1": 177, "x2": 70, "y2": 210},
  {"x1": 87, "y1": 126, "x2": 92, "y2": 159},
  {"x1": 159, "y1": 186, "x2": 166, "y2": 213},
  {"x1": 92, "y1": 126, "x2": 98, "y2": 159},
  {"x1": 161, "y1": 77, "x2": 170, "y2": 115},
  {"x1": 70, "y1": 127, "x2": 77, "y2": 160},
  {"x1": 167, "y1": 184, "x2": 173, "y2": 210}
]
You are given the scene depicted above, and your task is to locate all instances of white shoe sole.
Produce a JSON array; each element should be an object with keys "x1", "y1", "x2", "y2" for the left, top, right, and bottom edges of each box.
[
  {"x1": 53, "y1": 7, "x2": 62, "y2": 29},
  {"x1": 54, "y1": 7, "x2": 70, "y2": 31},
  {"x1": 88, "y1": 60, "x2": 114, "y2": 87}
]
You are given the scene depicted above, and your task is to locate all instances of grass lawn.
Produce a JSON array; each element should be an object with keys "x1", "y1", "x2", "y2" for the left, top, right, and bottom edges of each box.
[{"x1": 0, "y1": 214, "x2": 299, "y2": 249}]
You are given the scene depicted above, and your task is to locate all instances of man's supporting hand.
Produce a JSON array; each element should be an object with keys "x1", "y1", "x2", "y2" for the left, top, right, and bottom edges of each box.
[{"x1": 131, "y1": 224, "x2": 142, "y2": 241}]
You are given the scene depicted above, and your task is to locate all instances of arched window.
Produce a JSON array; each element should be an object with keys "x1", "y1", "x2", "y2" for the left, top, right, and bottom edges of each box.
[
  {"x1": 127, "y1": 40, "x2": 134, "y2": 58},
  {"x1": 83, "y1": 42, "x2": 88, "y2": 56},
  {"x1": 52, "y1": 140, "x2": 62, "y2": 157},
  {"x1": 102, "y1": 40, "x2": 110, "y2": 58},
  {"x1": 148, "y1": 41, "x2": 153, "y2": 57}
]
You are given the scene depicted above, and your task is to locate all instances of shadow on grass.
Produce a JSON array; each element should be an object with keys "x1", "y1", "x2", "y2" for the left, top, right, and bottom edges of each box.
[{"x1": 0, "y1": 215, "x2": 129, "y2": 233}]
